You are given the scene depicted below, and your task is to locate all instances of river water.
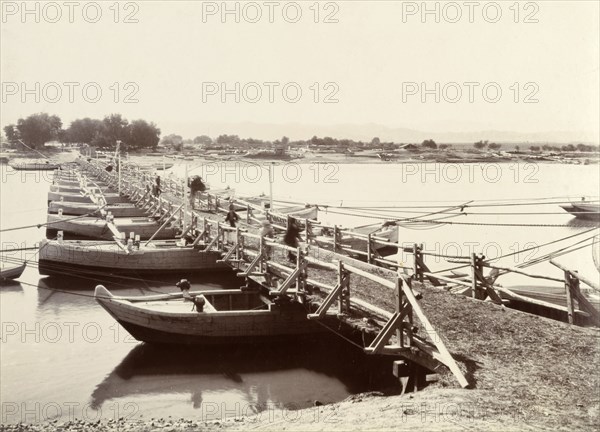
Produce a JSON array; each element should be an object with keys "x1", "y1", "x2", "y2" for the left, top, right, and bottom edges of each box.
[{"x1": 1, "y1": 159, "x2": 598, "y2": 424}]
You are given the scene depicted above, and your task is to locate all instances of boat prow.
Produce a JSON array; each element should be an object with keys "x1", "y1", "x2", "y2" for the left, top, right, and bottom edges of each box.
[
  {"x1": 95, "y1": 285, "x2": 114, "y2": 299},
  {"x1": 1, "y1": 261, "x2": 27, "y2": 283}
]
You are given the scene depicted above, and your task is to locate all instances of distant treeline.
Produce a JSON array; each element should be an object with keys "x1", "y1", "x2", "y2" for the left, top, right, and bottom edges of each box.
[
  {"x1": 3, "y1": 113, "x2": 597, "y2": 153},
  {"x1": 3, "y1": 113, "x2": 160, "y2": 150}
]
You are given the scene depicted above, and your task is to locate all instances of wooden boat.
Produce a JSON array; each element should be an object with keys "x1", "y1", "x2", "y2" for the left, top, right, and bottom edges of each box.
[
  {"x1": 95, "y1": 285, "x2": 328, "y2": 344},
  {"x1": 9, "y1": 160, "x2": 60, "y2": 170},
  {"x1": 560, "y1": 202, "x2": 600, "y2": 221},
  {"x1": 48, "y1": 201, "x2": 148, "y2": 217},
  {"x1": 47, "y1": 191, "x2": 129, "y2": 204},
  {"x1": 335, "y1": 223, "x2": 399, "y2": 258},
  {"x1": 45, "y1": 214, "x2": 178, "y2": 240},
  {"x1": 38, "y1": 239, "x2": 229, "y2": 277},
  {"x1": 50, "y1": 184, "x2": 114, "y2": 194},
  {"x1": 0, "y1": 261, "x2": 26, "y2": 283}
]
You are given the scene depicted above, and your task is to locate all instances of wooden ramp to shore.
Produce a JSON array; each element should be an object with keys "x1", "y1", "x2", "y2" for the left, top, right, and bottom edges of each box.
[{"x1": 56, "y1": 160, "x2": 600, "y2": 390}]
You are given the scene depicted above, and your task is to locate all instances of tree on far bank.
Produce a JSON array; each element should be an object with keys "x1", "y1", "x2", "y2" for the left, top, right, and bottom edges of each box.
[
  {"x1": 193, "y1": 135, "x2": 212, "y2": 145},
  {"x1": 421, "y1": 139, "x2": 437, "y2": 149},
  {"x1": 474, "y1": 140, "x2": 488, "y2": 150},
  {"x1": 488, "y1": 143, "x2": 502, "y2": 151},
  {"x1": 15, "y1": 113, "x2": 62, "y2": 149},
  {"x1": 64, "y1": 118, "x2": 103, "y2": 144},
  {"x1": 128, "y1": 120, "x2": 161, "y2": 150},
  {"x1": 3, "y1": 124, "x2": 20, "y2": 144},
  {"x1": 161, "y1": 134, "x2": 184, "y2": 151}
]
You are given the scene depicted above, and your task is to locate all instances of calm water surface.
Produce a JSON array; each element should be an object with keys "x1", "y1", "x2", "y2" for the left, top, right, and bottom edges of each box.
[{"x1": 1, "y1": 160, "x2": 598, "y2": 423}]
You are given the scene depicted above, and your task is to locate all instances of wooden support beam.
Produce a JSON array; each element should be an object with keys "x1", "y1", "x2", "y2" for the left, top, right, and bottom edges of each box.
[
  {"x1": 307, "y1": 283, "x2": 342, "y2": 320},
  {"x1": 217, "y1": 246, "x2": 236, "y2": 264},
  {"x1": 237, "y1": 253, "x2": 261, "y2": 277},
  {"x1": 269, "y1": 267, "x2": 300, "y2": 295},
  {"x1": 473, "y1": 267, "x2": 503, "y2": 305},
  {"x1": 399, "y1": 275, "x2": 469, "y2": 388}
]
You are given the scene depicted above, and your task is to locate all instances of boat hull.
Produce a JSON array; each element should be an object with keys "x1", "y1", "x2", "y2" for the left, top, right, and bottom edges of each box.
[
  {"x1": 48, "y1": 201, "x2": 148, "y2": 217},
  {"x1": 45, "y1": 215, "x2": 177, "y2": 240},
  {"x1": 50, "y1": 184, "x2": 115, "y2": 194},
  {"x1": 560, "y1": 205, "x2": 600, "y2": 221},
  {"x1": 0, "y1": 262, "x2": 26, "y2": 283},
  {"x1": 47, "y1": 191, "x2": 129, "y2": 204},
  {"x1": 95, "y1": 287, "x2": 328, "y2": 344},
  {"x1": 9, "y1": 162, "x2": 60, "y2": 170},
  {"x1": 38, "y1": 239, "x2": 229, "y2": 276}
]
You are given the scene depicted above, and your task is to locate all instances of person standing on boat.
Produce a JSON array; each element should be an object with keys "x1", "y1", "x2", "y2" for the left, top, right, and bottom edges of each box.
[
  {"x1": 283, "y1": 219, "x2": 302, "y2": 262},
  {"x1": 176, "y1": 278, "x2": 192, "y2": 299}
]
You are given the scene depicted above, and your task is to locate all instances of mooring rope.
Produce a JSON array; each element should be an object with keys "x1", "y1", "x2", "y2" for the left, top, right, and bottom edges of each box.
[
  {"x1": 430, "y1": 228, "x2": 600, "y2": 274},
  {"x1": 321, "y1": 207, "x2": 599, "y2": 228},
  {"x1": 0, "y1": 212, "x2": 101, "y2": 233}
]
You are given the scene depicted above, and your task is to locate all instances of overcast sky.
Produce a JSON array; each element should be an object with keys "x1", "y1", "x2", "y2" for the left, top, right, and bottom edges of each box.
[{"x1": 1, "y1": 1, "x2": 598, "y2": 141}]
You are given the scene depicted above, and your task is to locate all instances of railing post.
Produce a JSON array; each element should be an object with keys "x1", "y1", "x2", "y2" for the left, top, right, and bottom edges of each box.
[
  {"x1": 246, "y1": 204, "x2": 251, "y2": 224},
  {"x1": 367, "y1": 233, "x2": 372, "y2": 264},
  {"x1": 471, "y1": 253, "x2": 478, "y2": 298},
  {"x1": 564, "y1": 270, "x2": 576, "y2": 325},
  {"x1": 333, "y1": 225, "x2": 339, "y2": 253},
  {"x1": 395, "y1": 276, "x2": 405, "y2": 347},
  {"x1": 337, "y1": 260, "x2": 350, "y2": 315},
  {"x1": 305, "y1": 219, "x2": 310, "y2": 245},
  {"x1": 259, "y1": 236, "x2": 265, "y2": 273},
  {"x1": 413, "y1": 243, "x2": 424, "y2": 282},
  {"x1": 236, "y1": 227, "x2": 241, "y2": 261}
]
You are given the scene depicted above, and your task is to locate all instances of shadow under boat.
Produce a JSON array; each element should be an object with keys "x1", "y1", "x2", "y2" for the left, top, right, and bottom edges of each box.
[
  {"x1": 90, "y1": 339, "x2": 401, "y2": 410},
  {"x1": 0, "y1": 281, "x2": 24, "y2": 292}
]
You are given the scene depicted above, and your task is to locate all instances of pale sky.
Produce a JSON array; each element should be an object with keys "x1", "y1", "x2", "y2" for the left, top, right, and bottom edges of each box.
[{"x1": 1, "y1": 0, "x2": 599, "y2": 141}]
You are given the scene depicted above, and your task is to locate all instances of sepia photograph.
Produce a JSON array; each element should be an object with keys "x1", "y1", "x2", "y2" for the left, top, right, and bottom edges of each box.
[{"x1": 1, "y1": 1, "x2": 599, "y2": 431}]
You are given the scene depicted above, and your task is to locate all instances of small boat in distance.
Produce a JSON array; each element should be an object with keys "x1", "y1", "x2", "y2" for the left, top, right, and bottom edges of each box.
[
  {"x1": 9, "y1": 160, "x2": 61, "y2": 170},
  {"x1": 560, "y1": 199, "x2": 600, "y2": 222},
  {"x1": 1, "y1": 261, "x2": 26, "y2": 283},
  {"x1": 95, "y1": 285, "x2": 329, "y2": 344}
]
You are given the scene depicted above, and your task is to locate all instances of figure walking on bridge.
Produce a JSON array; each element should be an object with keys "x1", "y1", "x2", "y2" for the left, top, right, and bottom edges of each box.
[
  {"x1": 224, "y1": 204, "x2": 240, "y2": 244},
  {"x1": 152, "y1": 174, "x2": 162, "y2": 197},
  {"x1": 188, "y1": 175, "x2": 206, "y2": 209},
  {"x1": 260, "y1": 220, "x2": 275, "y2": 259},
  {"x1": 283, "y1": 219, "x2": 302, "y2": 262}
]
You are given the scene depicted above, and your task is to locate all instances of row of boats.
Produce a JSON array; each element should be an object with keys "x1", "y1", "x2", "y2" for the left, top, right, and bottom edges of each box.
[{"x1": 30, "y1": 162, "x2": 336, "y2": 344}]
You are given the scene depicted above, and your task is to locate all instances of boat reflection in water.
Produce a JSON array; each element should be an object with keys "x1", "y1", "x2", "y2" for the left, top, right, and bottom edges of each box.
[{"x1": 90, "y1": 340, "x2": 400, "y2": 417}]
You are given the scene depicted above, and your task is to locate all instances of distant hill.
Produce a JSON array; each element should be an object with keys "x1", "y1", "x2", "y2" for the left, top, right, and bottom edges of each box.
[{"x1": 159, "y1": 121, "x2": 599, "y2": 145}]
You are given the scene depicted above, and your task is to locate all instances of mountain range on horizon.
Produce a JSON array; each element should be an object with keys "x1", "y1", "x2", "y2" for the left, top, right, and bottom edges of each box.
[{"x1": 160, "y1": 121, "x2": 599, "y2": 145}]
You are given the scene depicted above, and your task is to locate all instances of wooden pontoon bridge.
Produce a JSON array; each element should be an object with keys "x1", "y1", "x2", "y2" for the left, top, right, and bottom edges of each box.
[{"x1": 52, "y1": 160, "x2": 600, "y2": 390}]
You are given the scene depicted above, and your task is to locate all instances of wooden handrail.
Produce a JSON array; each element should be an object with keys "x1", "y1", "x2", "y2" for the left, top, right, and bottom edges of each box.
[{"x1": 550, "y1": 260, "x2": 600, "y2": 292}]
